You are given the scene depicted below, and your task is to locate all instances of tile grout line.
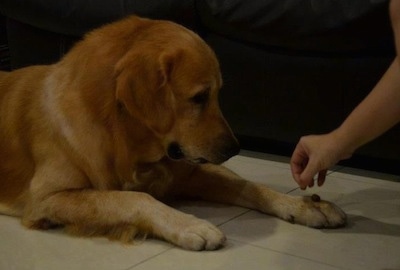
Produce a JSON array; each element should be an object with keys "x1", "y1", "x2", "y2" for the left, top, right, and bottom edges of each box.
[
  {"x1": 286, "y1": 187, "x2": 300, "y2": 194},
  {"x1": 216, "y1": 209, "x2": 253, "y2": 227},
  {"x1": 228, "y1": 238, "x2": 349, "y2": 270},
  {"x1": 123, "y1": 209, "x2": 253, "y2": 269},
  {"x1": 124, "y1": 247, "x2": 175, "y2": 270}
]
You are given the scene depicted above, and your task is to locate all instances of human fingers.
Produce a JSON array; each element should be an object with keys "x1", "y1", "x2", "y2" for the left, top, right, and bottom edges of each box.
[
  {"x1": 290, "y1": 144, "x2": 308, "y2": 185},
  {"x1": 298, "y1": 158, "x2": 320, "y2": 189},
  {"x1": 308, "y1": 180, "x2": 314, "y2": 189},
  {"x1": 317, "y1": 169, "x2": 327, "y2": 186}
]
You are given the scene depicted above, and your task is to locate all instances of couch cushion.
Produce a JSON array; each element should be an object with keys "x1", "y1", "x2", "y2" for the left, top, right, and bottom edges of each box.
[
  {"x1": 197, "y1": 0, "x2": 394, "y2": 53},
  {"x1": 0, "y1": 0, "x2": 197, "y2": 36}
]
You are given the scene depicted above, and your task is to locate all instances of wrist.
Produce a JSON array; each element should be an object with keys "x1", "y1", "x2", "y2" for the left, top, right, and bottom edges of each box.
[{"x1": 328, "y1": 129, "x2": 356, "y2": 161}]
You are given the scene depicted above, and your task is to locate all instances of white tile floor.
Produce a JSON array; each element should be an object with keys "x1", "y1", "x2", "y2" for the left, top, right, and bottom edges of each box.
[{"x1": 1, "y1": 150, "x2": 399, "y2": 270}]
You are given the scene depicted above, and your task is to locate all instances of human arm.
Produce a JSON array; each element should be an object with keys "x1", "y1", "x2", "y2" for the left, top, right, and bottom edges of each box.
[
  {"x1": 291, "y1": 0, "x2": 400, "y2": 189},
  {"x1": 291, "y1": 58, "x2": 400, "y2": 189}
]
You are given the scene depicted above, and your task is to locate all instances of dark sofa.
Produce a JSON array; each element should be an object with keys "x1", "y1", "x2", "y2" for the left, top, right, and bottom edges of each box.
[{"x1": 1, "y1": 0, "x2": 399, "y2": 174}]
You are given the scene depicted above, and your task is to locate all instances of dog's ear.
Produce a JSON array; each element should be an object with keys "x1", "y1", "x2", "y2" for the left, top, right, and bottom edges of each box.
[{"x1": 115, "y1": 49, "x2": 179, "y2": 134}]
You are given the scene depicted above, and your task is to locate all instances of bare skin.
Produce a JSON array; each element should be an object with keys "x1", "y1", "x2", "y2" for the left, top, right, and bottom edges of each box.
[{"x1": 291, "y1": 0, "x2": 400, "y2": 190}]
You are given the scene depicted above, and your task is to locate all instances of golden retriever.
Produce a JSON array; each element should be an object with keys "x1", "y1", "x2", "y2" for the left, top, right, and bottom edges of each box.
[{"x1": 0, "y1": 16, "x2": 346, "y2": 250}]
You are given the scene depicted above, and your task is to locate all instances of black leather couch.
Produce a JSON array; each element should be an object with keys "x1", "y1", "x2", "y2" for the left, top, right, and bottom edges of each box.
[{"x1": 1, "y1": 0, "x2": 399, "y2": 174}]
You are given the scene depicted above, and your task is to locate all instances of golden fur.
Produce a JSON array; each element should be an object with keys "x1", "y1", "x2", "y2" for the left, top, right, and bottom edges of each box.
[{"x1": 0, "y1": 17, "x2": 346, "y2": 250}]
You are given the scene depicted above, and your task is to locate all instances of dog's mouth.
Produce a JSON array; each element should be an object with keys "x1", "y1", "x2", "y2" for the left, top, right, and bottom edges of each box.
[
  {"x1": 167, "y1": 142, "x2": 209, "y2": 164},
  {"x1": 191, "y1": 157, "x2": 209, "y2": 164},
  {"x1": 166, "y1": 140, "x2": 240, "y2": 165}
]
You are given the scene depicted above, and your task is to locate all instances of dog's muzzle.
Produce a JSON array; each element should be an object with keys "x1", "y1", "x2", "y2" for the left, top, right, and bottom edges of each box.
[{"x1": 166, "y1": 142, "x2": 208, "y2": 164}]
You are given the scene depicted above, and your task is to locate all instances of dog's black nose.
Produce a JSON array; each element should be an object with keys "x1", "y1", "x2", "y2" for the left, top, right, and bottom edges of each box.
[
  {"x1": 167, "y1": 142, "x2": 185, "y2": 160},
  {"x1": 225, "y1": 141, "x2": 240, "y2": 157},
  {"x1": 221, "y1": 139, "x2": 240, "y2": 160}
]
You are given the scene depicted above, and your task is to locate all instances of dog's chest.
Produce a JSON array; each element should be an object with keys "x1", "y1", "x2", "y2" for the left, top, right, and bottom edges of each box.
[{"x1": 122, "y1": 163, "x2": 173, "y2": 199}]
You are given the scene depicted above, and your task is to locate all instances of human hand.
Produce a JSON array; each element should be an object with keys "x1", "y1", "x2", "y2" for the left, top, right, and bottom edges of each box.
[{"x1": 290, "y1": 133, "x2": 351, "y2": 190}]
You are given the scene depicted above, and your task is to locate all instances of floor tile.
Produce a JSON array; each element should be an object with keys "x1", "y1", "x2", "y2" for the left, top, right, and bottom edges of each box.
[
  {"x1": 223, "y1": 154, "x2": 299, "y2": 194},
  {"x1": 220, "y1": 210, "x2": 400, "y2": 270},
  {"x1": 130, "y1": 239, "x2": 341, "y2": 270},
  {"x1": 332, "y1": 167, "x2": 400, "y2": 183},
  {"x1": 220, "y1": 173, "x2": 400, "y2": 270},
  {"x1": 170, "y1": 200, "x2": 248, "y2": 227}
]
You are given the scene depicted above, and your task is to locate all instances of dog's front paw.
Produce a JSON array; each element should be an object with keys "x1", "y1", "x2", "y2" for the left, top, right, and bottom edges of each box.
[
  {"x1": 175, "y1": 218, "x2": 226, "y2": 251},
  {"x1": 281, "y1": 195, "x2": 346, "y2": 228},
  {"x1": 165, "y1": 214, "x2": 226, "y2": 251}
]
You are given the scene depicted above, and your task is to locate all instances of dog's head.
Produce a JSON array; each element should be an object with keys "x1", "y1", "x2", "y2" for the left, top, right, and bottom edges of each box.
[{"x1": 115, "y1": 18, "x2": 239, "y2": 164}]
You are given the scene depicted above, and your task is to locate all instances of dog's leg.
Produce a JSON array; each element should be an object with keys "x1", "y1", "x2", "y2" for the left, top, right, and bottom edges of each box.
[
  {"x1": 173, "y1": 164, "x2": 346, "y2": 228},
  {"x1": 22, "y1": 155, "x2": 225, "y2": 251},
  {"x1": 23, "y1": 189, "x2": 225, "y2": 250}
]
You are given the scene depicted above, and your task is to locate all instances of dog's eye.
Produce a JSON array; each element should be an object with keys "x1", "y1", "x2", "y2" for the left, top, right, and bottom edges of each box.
[{"x1": 190, "y1": 89, "x2": 210, "y2": 105}]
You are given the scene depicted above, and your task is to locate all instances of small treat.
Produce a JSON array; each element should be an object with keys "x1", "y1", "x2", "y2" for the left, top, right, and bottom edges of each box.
[{"x1": 311, "y1": 194, "x2": 321, "y2": 202}]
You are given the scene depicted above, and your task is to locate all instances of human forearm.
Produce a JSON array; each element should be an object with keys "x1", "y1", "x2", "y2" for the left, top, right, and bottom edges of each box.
[
  {"x1": 292, "y1": 59, "x2": 400, "y2": 189},
  {"x1": 291, "y1": 0, "x2": 400, "y2": 189},
  {"x1": 333, "y1": 58, "x2": 400, "y2": 155}
]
